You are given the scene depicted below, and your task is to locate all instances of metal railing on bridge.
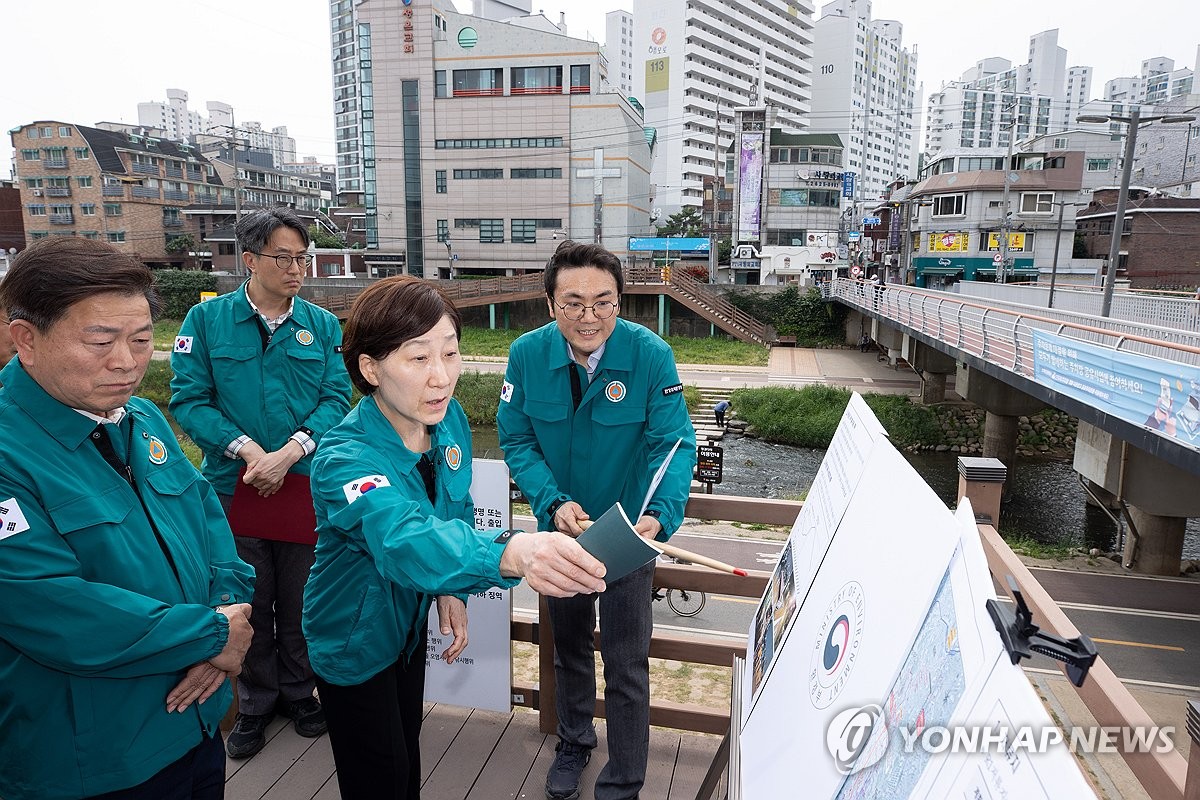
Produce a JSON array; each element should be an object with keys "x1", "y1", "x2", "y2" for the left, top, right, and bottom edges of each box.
[
  {"x1": 625, "y1": 266, "x2": 768, "y2": 345},
  {"x1": 956, "y1": 281, "x2": 1200, "y2": 334},
  {"x1": 833, "y1": 278, "x2": 1200, "y2": 373}
]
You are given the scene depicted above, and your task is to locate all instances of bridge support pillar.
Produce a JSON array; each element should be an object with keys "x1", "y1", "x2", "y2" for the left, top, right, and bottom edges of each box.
[
  {"x1": 871, "y1": 322, "x2": 903, "y2": 366},
  {"x1": 903, "y1": 337, "x2": 957, "y2": 405},
  {"x1": 956, "y1": 365, "x2": 1045, "y2": 492},
  {"x1": 982, "y1": 412, "x2": 1019, "y2": 477},
  {"x1": 1124, "y1": 506, "x2": 1187, "y2": 576},
  {"x1": 1073, "y1": 421, "x2": 1200, "y2": 575}
]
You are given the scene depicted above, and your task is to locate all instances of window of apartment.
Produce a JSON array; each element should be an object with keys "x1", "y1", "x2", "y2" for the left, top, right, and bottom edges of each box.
[
  {"x1": 103, "y1": 203, "x2": 122, "y2": 216},
  {"x1": 82, "y1": 231, "x2": 100, "y2": 240},
  {"x1": 80, "y1": 203, "x2": 96, "y2": 216},
  {"x1": 570, "y1": 64, "x2": 591, "y2": 94},
  {"x1": 435, "y1": 70, "x2": 447, "y2": 98},
  {"x1": 40, "y1": 126, "x2": 53, "y2": 138},
  {"x1": 107, "y1": 232, "x2": 126, "y2": 243},
  {"x1": 76, "y1": 175, "x2": 93, "y2": 187},
  {"x1": 932, "y1": 194, "x2": 965, "y2": 217},
  {"x1": 437, "y1": 219, "x2": 449, "y2": 243},
  {"x1": 29, "y1": 231, "x2": 48, "y2": 240},
  {"x1": 766, "y1": 229, "x2": 806, "y2": 246},
  {"x1": 1020, "y1": 192, "x2": 1054, "y2": 213},
  {"x1": 535, "y1": 218, "x2": 563, "y2": 229},
  {"x1": 511, "y1": 218, "x2": 537, "y2": 243},
  {"x1": 24, "y1": 178, "x2": 43, "y2": 188},
  {"x1": 453, "y1": 168, "x2": 503, "y2": 179},
  {"x1": 959, "y1": 157, "x2": 1002, "y2": 171},
  {"x1": 59, "y1": 126, "x2": 71, "y2": 137},
  {"x1": 163, "y1": 208, "x2": 181, "y2": 224},
  {"x1": 21, "y1": 149, "x2": 39, "y2": 161},
  {"x1": 511, "y1": 168, "x2": 562, "y2": 179},
  {"x1": 436, "y1": 170, "x2": 447, "y2": 193},
  {"x1": 479, "y1": 218, "x2": 504, "y2": 243},
  {"x1": 511, "y1": 66, "x2": 562, "y2": 94},
  {"x1": 1086, "y1": 158, "x2": 1112, "y2": 171},
  {"x1": 27, "y1": 204, "x2": 47, "y2": 216},
  {"x1": 455, "y1": 218, "x2": 481, "y2": 229},
  {"x1": 1053, "y1": 137, "x2": 1069, "y2": 149},
  {"x1": 452, "y1": 68, "x2": 503, "y2": 97},
  {"x1": 27, "y1": 127, "x2": 39, "y2": 139}
]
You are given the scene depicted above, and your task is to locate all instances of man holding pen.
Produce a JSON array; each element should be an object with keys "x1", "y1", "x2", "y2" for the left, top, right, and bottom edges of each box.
[{"x1": 498, "y1": 240, "x2": 696, "y2": 800}]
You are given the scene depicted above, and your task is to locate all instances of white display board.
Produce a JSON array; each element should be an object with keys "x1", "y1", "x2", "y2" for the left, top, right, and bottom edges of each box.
[
  {"x1": 738, "y1": 395, "x2": 1094, "y2": 799},
  {"x1": 423, "y1": 458, "x2": 512, "y2": 713}
]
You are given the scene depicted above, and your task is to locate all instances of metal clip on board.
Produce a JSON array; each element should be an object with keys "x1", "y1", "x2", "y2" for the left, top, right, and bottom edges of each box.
[{"x1": 986, "y1": 575, "x2": 1098, "y2": 687}]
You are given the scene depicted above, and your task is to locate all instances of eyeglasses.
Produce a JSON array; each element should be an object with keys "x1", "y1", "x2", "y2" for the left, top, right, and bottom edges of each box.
[
  {"x1": 554, "y1": 300, "x2": 618, "y2": 321},
  {"x1": 249, "y1": 251, "x2": 314, "y2": 270}
]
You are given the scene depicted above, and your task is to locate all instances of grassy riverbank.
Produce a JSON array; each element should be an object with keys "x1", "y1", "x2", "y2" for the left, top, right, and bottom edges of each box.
[
  {"x1": 153, "y1": 319, "x2": 768, "y2": 366},
  {"x1": 730, "y1": 385, "x2": 1077, "y2": 457}
]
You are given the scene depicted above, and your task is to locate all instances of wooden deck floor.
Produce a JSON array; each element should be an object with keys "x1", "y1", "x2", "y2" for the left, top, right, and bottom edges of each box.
[{"x1": 224, "y1": 704, "x2": 724, "y2": 800}]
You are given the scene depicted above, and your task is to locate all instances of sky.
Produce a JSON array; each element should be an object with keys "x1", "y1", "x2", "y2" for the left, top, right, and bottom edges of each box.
[{"x1": 2, "y1": 0, "x2": 1197, "y2": 179}]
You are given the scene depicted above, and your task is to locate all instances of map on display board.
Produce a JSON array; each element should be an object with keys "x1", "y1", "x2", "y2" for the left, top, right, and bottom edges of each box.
[
  {"x1": 738, "y1": 396, "x2": 1093, "y2": 799},
  {"x1": 423, "y1": 458, "x2": 512, "y2": 714}
]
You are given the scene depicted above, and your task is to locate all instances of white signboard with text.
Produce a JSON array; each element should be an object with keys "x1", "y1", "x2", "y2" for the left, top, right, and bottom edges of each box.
[{"x1": 423, "y1": 458, "x2": 512, "y2": 713}]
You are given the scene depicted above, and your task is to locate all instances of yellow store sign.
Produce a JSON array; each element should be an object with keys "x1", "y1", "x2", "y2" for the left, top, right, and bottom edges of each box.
[
  {"x1": 928, "y1": 232, "x2": 969, "y2": 252},
  {"x1": 986, "y1": 232, "x2": 1027, "y2": 251}
]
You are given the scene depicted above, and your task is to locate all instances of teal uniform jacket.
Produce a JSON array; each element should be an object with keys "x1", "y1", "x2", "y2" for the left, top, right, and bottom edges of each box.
[
  {"x1": 303, "y1": 396, "x2": 518, "y2": 686},
  {"x1": 497, "y1": 318, "x2": 697, "y2": 539},
  {"x1": 0, "y1": 359, "x2": 255, "y2": 800},
  {"x1": 168, "y1": 282, "x2": 351, "y2": 496}
]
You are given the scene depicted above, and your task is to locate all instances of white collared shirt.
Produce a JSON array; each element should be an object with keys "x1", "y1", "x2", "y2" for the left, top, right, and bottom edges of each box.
[{"x1": 565, "y1": 341, "x2": 607, "y2": 383}]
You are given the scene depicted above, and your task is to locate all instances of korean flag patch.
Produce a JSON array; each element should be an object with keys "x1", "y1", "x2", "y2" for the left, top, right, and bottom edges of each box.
[
  {"x1": 343, "y1": 475, "x2": 392, "y2": 504},
  {"x1": 0, "y1": 497, "x2": 32, "y2": 541},
  {"x1": 500, "y1": 380, "x2": 514, "y2": 403},
  {"x1": 173, "y1": 335, "x2": 193, "y2": 354}
]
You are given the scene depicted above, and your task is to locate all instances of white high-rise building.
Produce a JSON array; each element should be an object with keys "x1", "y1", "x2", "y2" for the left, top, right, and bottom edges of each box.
[
  {"x1": 1105, "y1": 55, "x2": 1195, "y2": 105},
  {"x1": 924, "y1": 29, "x2": 1072, "y2": 157},
  {"x1": 137, "y1": 89, "x2": 205, "y2": 141},
  {"x1": 1064, "y1": 66, "x2": 1093, "y2": 129},
  {"x1": 605, "y1": 10, "x2": 634, "y2": 98},
  {"x1": 634, "y1": 0, "x2": 815, "y2": 215},
  {"x1": 808, "y1": 0, "x2": 920, "y2": 202}
]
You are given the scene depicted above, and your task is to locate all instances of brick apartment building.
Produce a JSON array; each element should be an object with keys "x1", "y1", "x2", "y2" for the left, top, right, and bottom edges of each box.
[
  {"x1": 10, "y1": 120, "x2": 232, "y2": 266},
  {"x1": 1076, "y1": 187, "x2": 1200, "y2": 289}
]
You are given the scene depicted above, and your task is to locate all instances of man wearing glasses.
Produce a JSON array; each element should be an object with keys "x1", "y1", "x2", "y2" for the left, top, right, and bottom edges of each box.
[
  {"x1": 498, "y1": 240, "x2": 696, "y2": 800},
  {"x1": 170, "y1": 207, "x2": 351, "y2": 759}
]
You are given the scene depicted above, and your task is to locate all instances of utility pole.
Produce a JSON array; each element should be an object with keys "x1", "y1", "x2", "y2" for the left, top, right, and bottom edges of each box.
[
  {"x1": 998, "y1": 101, "x2": 1017, "y2": 284},
  {"x1": 1047, "y1": 200, "x2": 1082, "y2": 309},
  {"x1": 709, "y1": 99, "x2": 721, "y2": 284},
  {"x1": 228, "y1": 109, "x2": 244, "y2": 275}
]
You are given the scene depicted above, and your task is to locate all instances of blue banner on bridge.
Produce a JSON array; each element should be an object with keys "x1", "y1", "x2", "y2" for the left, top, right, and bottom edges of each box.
[{"x1": 1032, "y1": 330, "x2": 1200, "y2": 446}]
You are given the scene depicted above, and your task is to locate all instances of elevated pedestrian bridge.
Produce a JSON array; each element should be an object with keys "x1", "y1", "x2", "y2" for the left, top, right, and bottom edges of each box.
[{"x1": 831, "y1": 277, "x2": 1200, "y2": 574}]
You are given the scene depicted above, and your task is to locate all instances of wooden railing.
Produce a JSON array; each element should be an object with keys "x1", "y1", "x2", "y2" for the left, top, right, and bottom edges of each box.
[
  {"x1": 313, "y1": 274, "x2": 545, "y2": 316},
  {"x1": 625, "y1": 267, "x2": 769, "y2": 345}
]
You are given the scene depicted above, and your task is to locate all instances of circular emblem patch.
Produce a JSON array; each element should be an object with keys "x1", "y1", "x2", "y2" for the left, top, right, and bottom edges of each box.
[
  {"x1": 809, "y1": 581, "x2": 865, "y2": 709},
  {"x1": 295, "y1": 329, "x2": 314, "y2": 346},
  {"x1": 605, "y1": 381, "x2": 626, "y2": 403},
  {"x1": 444, "y1": 444, "x2": 463, "y2": 471},
  {"x1": 148, "y1": 435, "x2": 169, "y2": 465}
]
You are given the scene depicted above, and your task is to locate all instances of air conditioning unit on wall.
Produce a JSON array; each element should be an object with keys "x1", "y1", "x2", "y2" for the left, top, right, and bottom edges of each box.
[{"x1": 31, "y1": 189, "x2": 42, "y2": 196}]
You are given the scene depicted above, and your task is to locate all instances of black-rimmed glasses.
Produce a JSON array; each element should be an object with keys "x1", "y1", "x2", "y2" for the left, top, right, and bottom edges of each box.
[
  {"x1": 554, "y1": 300, "x2": 618, "y2": 321},
  {"x1": 249, "y1": 251, "x2": 315, "y2": 270}
]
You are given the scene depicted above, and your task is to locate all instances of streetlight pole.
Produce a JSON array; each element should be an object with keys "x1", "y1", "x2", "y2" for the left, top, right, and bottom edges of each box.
[
  {"x1": 1078, "y1": 105, "x2": 1196, "y2": 316},
  {"x1": 444, "y1": 232, "x2": 453, "y2": 279}
]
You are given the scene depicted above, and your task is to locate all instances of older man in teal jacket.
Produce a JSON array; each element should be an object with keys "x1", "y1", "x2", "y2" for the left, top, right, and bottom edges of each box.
[
  {"x1": 0, "y1": 237, "x2": 254, "y2": 800},
  {"x1": 170, "y1": 207, "x2": 351, "y2": 759},
  {"x1": 498, "y1": 240, "x2": 696, "y2": 800}
]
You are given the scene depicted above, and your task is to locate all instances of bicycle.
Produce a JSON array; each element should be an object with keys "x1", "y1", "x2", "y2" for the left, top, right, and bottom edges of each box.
[{"x1": 651, "y1": 586, "x2": 707, "y2": 617}]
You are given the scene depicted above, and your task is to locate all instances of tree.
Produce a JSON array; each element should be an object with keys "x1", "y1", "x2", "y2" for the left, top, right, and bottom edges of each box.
[
  {"x1": 308, "y1": 224, "x2": 346, "y2": 249},
  {"x1": 656, "y1": 206, "x2": 704, "y2": 237},
  {"x1": 166, "y1": 234, "x2": 196, "y2": 254},
  {"x1": 718, "y1": 237, "x2": 733, "y2": 265}
]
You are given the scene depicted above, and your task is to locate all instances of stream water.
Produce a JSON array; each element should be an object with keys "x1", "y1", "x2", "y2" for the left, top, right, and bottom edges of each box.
[{"x1": 471, "y1": 426, "x2": 1200, "y2": 558}]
